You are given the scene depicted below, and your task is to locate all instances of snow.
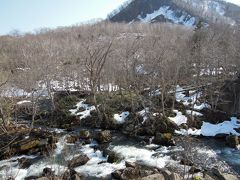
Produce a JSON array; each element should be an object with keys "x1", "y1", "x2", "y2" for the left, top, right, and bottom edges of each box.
[
  {"x1": 186, "y1": 110, "x2": 203, "y2": 116},
  {"x1": 224, "y1": 0, "x2": 240, "y2": 6},
  {"x1": 138, "y1": 108, "x2": 149, "y2": 123},
  {"x1": 138, "y1": 6, "x2": 195, "y2": 26},
  {"x1": 201, "y1": 117, "x2": 240, "y2": 136},
  {"x1": 176, "y1": 85, "x2": 201, "y2": 106},
  {"x1": 168, "y1": 110, "x2": 187, "y2": 126},
  {"x1": 175, "y1": 85, "x2": 210, "y2": 110},
  {"x1": 175, "y1": 128, "x2": 201, "y2": 136},
  {"x1": 1, "y1": 87, "x2": 30, "y2": 97},
  {"x1": 114, "y1": 111, "x2": 129, "y2": 124},
  {"x1": 194, "y1": 103, "x2": 211, "y2": 110},
  {"x1": 16, "y1": 100, "x2": 31, "y2": 105},
  {"x1": 69, "y1": 100, "x2": 96, "y2": 120},
  {"x1": 176, "y1": 117, "x2": 240, "y2": 137}
]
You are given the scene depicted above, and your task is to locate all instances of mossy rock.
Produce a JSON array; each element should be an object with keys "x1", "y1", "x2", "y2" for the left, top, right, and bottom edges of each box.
[
  {"x1": 55, "y1": 95, "x2": 79, "y2": 114},
  {"x1": 153, "y1": 132, "x2": 175, "y2": 146},
  {"x1": 155, "y1": 116, "x2": 179, "y2": 133},
  {"x1": 79, "y1": 130, "x2": 91, "y2": 139},
  {"x1": 19, "y1": 139, "x2": 40, "y2": 151}
]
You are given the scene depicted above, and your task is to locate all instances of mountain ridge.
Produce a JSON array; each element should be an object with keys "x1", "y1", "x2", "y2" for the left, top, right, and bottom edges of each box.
[{"x1": 108, "y1": 0, "x2": 240, "y2": 26}]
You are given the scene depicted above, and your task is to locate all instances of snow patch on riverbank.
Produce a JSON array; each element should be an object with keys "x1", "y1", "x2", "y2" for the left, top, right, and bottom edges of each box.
[
  {"x1": 69, "y1": 100, "x2": 96, "y2": 119},
  {"x1": 114, "y1": 111, "x2": 129, "y2": 124},
  {"x1": 169, "y1": 110, "x2": 187, "y2": 126},
  {"x1": 201, "y1": 117, "x2": 240, "y2": 136},
  {"x1": 176, "y1": 117, "x2": 240, "y2": 137}
]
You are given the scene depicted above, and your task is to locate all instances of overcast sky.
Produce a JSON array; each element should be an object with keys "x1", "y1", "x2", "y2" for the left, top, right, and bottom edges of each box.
[{"x1": 0, "y1": 0, "x2": 128, "y2": 35}]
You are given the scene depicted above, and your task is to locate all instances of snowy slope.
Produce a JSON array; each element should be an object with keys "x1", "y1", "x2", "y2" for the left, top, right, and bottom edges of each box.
[
  {"x1": 109, "y1": 0, "x2": 240, "y2": 25},
  {"x1": 224, "y1": 0, "x2": 240, "y2": 6}
]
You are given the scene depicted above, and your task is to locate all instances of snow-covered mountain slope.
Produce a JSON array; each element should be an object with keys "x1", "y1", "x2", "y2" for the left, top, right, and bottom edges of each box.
[
  {"x1": 225, "y1": 0, "x2": 240, "y2": 6},
  {"x1": 108, "y1": 0, "x2": 240, "y2": 25}
]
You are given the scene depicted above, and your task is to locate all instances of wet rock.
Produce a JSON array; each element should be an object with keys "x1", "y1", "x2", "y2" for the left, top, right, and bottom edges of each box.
[
  {"x1": 96, "y1": 130, "x2": 112, "y2": 143},
  {"x1": 161, "y1": 169, "x2": 182, "y2": 180},
  {"x1": 107, "y1": 151, "x2": 121, "y2": 163},
  {"x1": 180, "y1": 159, "x2": 193, "y2": 166},
  {"x1": 42, "y1": 167, "x2": 55, "y2": 177},
  {"x1": 82, "y1": 139, "x2": 91, "y2": 145},
  {"x1": 25, "y1": 176, "x2": 40, "y2": 180},
  {"x1": 36, "y1": 177, "x2": 50, "y2": 180},
  {"x1": 79, "y1": 130, "x2": 91, "y2": 139},
  {"x1": 155, "y1": 116, "x2": 179, "y2": 134},
  {"x1": 62, "y1": 169, "x2": 82, "y2": 180},
  {"x1": 68, "y1": 154, "x2": 90, "y2": 168},
  {"x1": 189, "y1": 166, "x2": 201, "y2": 174},
  {"x1": 142, "y1": 173, "x2": 165, "y2": 180},
  {"x1": 65, "y1": 135, "x2": 79, "y2": 144},
  {"x1": 140, "y1": 169, "x2": 155, "y2": 177},
  {"x1": 160, "y1": 168, "x2": 172, "y2": 178},
  {"x1": 169, "y1": 173, "x2": 183, "y2": 180},
  {"x1": 19, "y1": 139, "x2": 41, "y2": 151},
  {"x1": 226, "y1": 135, "x2": 239, "y2": 148},
  {"x1": 112, "y1": 170, "x2": 123, "y2": 179},
  {"x1": 203, "y1": 173, "x2": 215, "y2": 180},
  {"x1": 121, "y1": 167, "x2": 140, "y2": 180},
  {"x1": 211, "y1": 168, "x2": 239, "y2": 180},
  {"x1": 125, "y1": 161, "x2": 137, "y2": 168},
  {"x1": 201, "y1": 109, "x2": 230, "y2": 124},
  {"x1": 0, "y1": 127, "x2": 58, "y2": 160},
  {"x1": 18, "y1": 157, "x2": 33, "y2": 169},
  {"x1": 179, "y1": 124, "x2": 188, "y2": 130},
  {"x1": 153, "y1": 133, "x2": 175, "y2": 146}
]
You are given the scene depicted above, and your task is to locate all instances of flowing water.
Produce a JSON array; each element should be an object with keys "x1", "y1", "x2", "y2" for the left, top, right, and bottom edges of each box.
[{"x1": 0, "y1": 129, "x2": 239, "y2": 179}]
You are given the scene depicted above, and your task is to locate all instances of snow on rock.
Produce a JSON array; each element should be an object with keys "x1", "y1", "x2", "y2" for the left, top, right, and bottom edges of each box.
[
  {"x1": 194, "y1": 103, "x2": 211, "y2": 110},
  {"x1": 17, "y1": 100, "x2": 31, "y2": 105},
  {"x1": 175, "y1": 128, "x2": 201, "y2": 136},
  {"x1": 69, "y1": 100, "x2": 96, "y2": 120},
  {"x1": 114, "y1": 111, "x2": 129, "y2": 124},
  {"x1": 201, "y1": 117, "x2": 240, "y2": 136},
  {"x1": 186, "y1": 110, "x2": 203, "y2": 117},
  {"x1": 168, "y1": 110, "x2": 187, "y2": 126},
  {"x1": 176, "y1": 117, "x2": 240, "y2": 137},
  {"x1": 176, "y1": 85, "x2": 201, "y2": 106},
  {"x1": 138, "y1": 108, "x2": 150, "y2": 123},
  {"x1": 112, "y1": 145, "x2": 170, "y2": 168},
  {"x1": 175, "y1": 85, "x2": 210, "y2": 110}
]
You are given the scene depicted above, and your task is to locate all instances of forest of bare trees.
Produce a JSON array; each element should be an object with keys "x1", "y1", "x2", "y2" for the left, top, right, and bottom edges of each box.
[{"x1": 0, "y1": 21, "x2": 239, "y2": 129}]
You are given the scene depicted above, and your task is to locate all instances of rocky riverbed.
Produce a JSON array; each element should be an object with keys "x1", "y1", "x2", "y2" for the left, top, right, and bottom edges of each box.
[{"x1": 0, "y1": 126, "x2": 239, "y2": 180}]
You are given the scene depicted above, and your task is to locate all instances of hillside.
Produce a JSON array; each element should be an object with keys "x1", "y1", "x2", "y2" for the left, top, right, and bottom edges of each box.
[{"x1": 109, "y1": 0, "x2": 240, "y2": 25}]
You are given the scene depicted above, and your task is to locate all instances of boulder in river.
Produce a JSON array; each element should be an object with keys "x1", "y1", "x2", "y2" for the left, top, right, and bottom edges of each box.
[
  {"x1": 211, "y1": 168, "x2": 239, "y2": 180},
  {"x1": 107, "y1": 151, "x2": 121, "y2": 163},
  {"x1": 79, "y1": 130, "x2": 91, "y2": 139},
  {"x1": 42, "y1": 167, "x2": 55, "y2": 177},
  {"x1": 226, "y1": 135, "x2": 239, "y2": 148},
  {"x1": 121, "y1": 167, "x2": 141, "y2": 180},
  {"x1": 65, "y1": 135, "x2": 79, "y2": 144},
  {"x1": 141, "y1": 173, "x2": 165, "y2": 180},
  {"x1": 153, "y1": 133, "x2": 175, "y2": 146},
  {"x1": 68, "y1": 154, "x2": 90, "y2": 168},
  {"x1": 62, "y1": 168, "x2": 82, "y2": 180},
  {"x1": 180, "y1": 158, "x2": 194, "y2": 166},
  {"x1": 96, "y1": 130, "x2": 112, "y2": 143}
]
